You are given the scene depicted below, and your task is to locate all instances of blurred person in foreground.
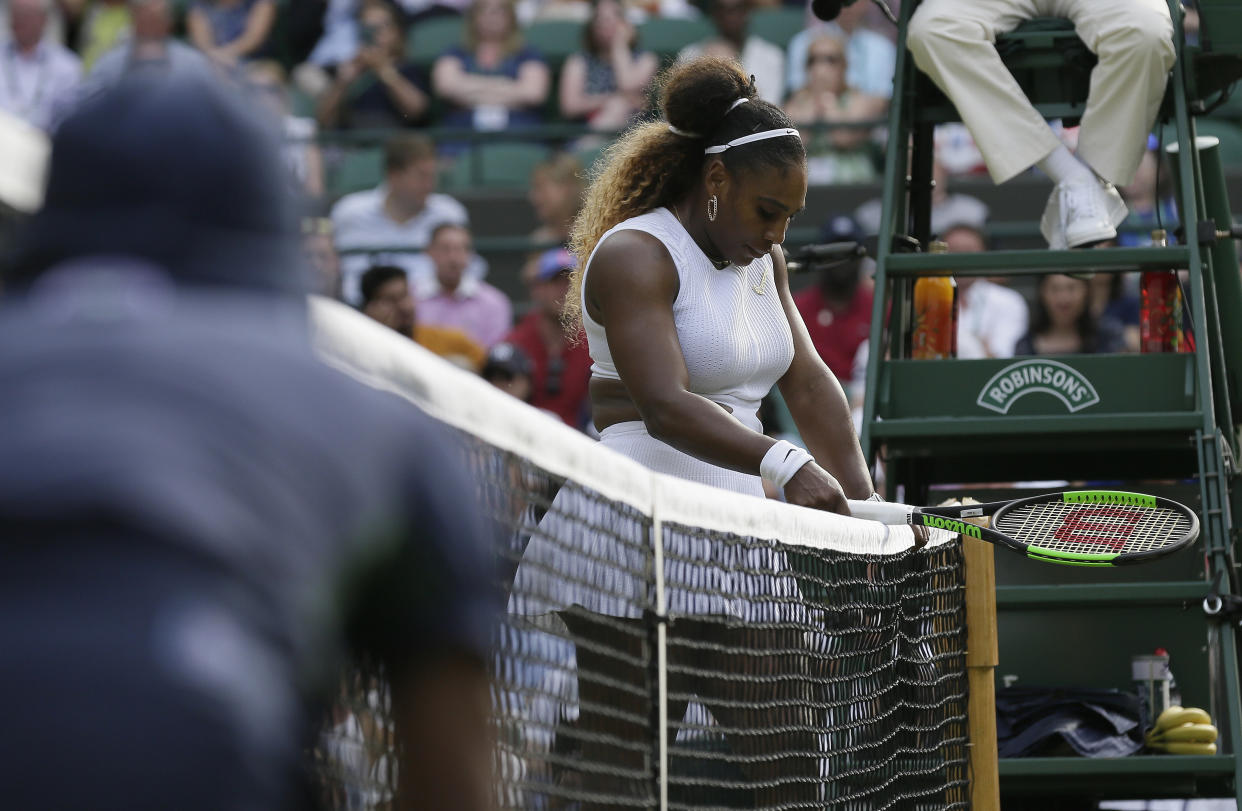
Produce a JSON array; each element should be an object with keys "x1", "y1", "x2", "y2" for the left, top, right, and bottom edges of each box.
[
  {"x1": 330, "y1": 132, "x2": 476, "y2": 303},
  {"x1": 0, "y1": 73, "x2": 497, "y2": 811},
  {"x1": 504, "y1": 246, "x2": 592, "y2": 430},
  {"x1": 359, "y1": 263, "x2": 486, "y2": 370},
  {"x1": 0, "y1": 0, "x2": 82, "y2": 134},
  {"x1": 416, "y1": 222, "x2": 513, "y2": 348}
]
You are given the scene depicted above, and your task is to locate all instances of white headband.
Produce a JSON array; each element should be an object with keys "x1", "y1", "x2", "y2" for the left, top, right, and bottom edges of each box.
[{"x1": 704, "y1": 127, "x2": 801, "y2": 154}]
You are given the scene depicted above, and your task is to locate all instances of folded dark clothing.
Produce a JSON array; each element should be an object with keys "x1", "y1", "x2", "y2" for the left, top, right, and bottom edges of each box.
[{"x1": 997, "y1": 686, "x2": 1144, "y2": 758}]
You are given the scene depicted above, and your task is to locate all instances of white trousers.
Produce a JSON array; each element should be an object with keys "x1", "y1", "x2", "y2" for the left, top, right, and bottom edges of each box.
[{"x1": 907, "y1": 0, "x2": 1176, "y2": 185}]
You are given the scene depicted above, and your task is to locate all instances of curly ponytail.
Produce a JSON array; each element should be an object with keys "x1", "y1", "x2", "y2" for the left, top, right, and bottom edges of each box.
[{"x1": 563, "y1": 56, "x2": 805, "y2": 332}]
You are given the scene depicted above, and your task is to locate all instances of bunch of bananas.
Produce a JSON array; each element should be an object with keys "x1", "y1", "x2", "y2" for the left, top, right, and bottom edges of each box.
[{"x1": 1145, "y1": 706, "x2": 1218, "y2": 755}]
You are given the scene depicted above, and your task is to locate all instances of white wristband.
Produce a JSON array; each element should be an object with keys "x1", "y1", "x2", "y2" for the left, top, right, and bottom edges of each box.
[{"x1": 760, "y1": 440, "x2": 814, "y2": 487}]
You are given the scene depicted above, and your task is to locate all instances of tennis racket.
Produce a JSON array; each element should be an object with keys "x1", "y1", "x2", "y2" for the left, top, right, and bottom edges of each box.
[{"x1": 848, "y1": 490, "x2": 1199, "y2": 566}]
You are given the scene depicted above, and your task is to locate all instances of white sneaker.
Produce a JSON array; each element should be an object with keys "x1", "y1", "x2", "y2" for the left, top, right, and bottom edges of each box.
[{"x1": 1040, "y1": 176, "x2": 1129, "y2": 250}]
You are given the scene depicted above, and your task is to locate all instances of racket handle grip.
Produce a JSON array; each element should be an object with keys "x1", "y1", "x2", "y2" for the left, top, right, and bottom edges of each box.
[{"x1": 847, "y1": 499, "x2": 914, "y2": 525}]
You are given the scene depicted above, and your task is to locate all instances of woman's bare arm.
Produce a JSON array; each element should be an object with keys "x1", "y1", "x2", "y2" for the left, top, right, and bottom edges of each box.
[{"x1": 772, "y1": 246, "x2": 874, "y2": 499}]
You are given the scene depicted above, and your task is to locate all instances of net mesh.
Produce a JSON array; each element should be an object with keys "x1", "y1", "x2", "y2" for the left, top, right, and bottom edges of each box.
[{"x1": 306, "y1": 298, "x2": 972, "y2": 811}]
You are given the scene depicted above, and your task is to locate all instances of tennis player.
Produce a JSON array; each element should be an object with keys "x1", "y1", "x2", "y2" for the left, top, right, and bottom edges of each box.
[
  {"x1": 515, "y1": 56, "x2": 888, "y2": 806},
  {"x1": 0, "y1": 74, "x2": 496, "y2": 811},
  {"x1": 566, "y1": 56, "x2": 876, "y2": 513}
]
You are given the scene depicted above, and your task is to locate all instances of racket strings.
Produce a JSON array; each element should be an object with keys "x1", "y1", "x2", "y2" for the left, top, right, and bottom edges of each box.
[{"x1": 994, "y1": 500, "x2": 1193, "y2": 555}]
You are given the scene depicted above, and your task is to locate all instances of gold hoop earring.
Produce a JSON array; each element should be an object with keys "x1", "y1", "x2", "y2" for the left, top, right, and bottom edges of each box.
[{"x1": 707, "y1": 195, "x2": 718, "y2": 222}]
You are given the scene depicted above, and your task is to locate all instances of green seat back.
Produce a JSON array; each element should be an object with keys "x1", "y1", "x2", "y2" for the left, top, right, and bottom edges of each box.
[
  {"x1": 574, "y1": 140, "x2": 610, "y2": 176},
  {"x1": 750, "y1": 7, "x2": 805, "y2": 51},
  {"x1": 524, "y1": 19, "x2": 586, "y2": 72},
  {"x1": 407, "y1": 16, "x2": 465, "y2": 71},
  {"x1": 332, "y1": 147, "x2": 385, "y2": 197},
  {"x1": 637, "y1": 17, "x2": 713, "y2": 60},
  {"x1": 447, "y1": 142, "x2": 552, "y2": 190},
  {"x1": 1200, "y1": 0, "x2": 1242, "y2": 56}
]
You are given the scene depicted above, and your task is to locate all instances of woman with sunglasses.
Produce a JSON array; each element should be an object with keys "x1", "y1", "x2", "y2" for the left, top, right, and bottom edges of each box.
[{"x1": 783, "y1": 31, "x2": 886, "y2": 185}]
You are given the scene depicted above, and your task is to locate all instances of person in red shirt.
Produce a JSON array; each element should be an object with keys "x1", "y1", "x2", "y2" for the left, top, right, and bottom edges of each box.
[
  {"x1": 505, "y1": 247, "x2": 592, "y2": 430},
  {"x1": 792, "y1": 214, "x2": 873, "y2": 384}
]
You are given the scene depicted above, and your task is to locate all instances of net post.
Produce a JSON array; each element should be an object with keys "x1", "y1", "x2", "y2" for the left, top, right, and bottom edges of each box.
[
  {"x1": 651, "y1": 491, "x2": 669, "y2": 811},
  {"x1": 963, "y1": 534, "x2": 1000, "y2": 809}
]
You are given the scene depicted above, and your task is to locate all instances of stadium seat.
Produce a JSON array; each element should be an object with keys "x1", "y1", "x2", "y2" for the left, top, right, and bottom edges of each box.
[
  {"x1": 574, "y1": 141, "x2": 609, "y2": 175},
  {"x1": 750, "y1": 7, "x2": 806, "y2": 51},
  {"x1": 1205, "y1": 90, "x2": 1242, "y2": 124},
  {"x1": 524, "y1": 19, "x2": 586, "y2": 72},
  {"x1": 637, "y1": 17, "x2": 713, "y2": 61},
  {"x1": 331, "y1": 147, "x2": 385, "y2": 197},
  {"x1": 407, "y1": 15, "x2": 465, "y2": 70},
  {"x1": 446, "y1": 141, "x2": 552, "y2": 189}
]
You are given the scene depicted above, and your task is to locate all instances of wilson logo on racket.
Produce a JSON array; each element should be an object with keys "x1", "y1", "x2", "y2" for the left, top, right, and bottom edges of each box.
[
  {"x1": 976, "y1": 359, "x2": 1100, "y2": 414},
  {"x1": 917, "y1": 514, "x2": 982, "y2": 539},
  {"x1": 1053, "y1": 507, "x2": 1144, "y2": 551}
]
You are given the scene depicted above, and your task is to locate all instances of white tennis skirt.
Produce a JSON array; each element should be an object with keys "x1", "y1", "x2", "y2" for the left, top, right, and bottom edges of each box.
[{"x1": 510, "y1": 420, "x2": 809, "y2": 622}]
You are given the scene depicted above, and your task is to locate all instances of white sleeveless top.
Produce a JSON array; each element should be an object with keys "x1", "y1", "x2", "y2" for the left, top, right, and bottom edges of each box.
[{"x1": 581, "y1": 207, "x2": 795, "y2": 432}]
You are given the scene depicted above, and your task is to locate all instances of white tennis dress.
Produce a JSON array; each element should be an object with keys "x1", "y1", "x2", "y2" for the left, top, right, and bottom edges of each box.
[{"x1": 512, "y1": 207, "x2": 800, "y2": 619}]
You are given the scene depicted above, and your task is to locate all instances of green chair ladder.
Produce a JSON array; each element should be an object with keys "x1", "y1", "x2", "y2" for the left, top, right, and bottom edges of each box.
[{"x1": 861, "y1": 0, "x2": 1242, "y2": 803}]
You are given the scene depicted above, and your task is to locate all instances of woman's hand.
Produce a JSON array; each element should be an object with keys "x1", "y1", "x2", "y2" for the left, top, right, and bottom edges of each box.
[
  {"x1": 609, "y1": 19, "x2": 634, "y2": 52},
  {"x1": 783, "y1": 462, "x2": 849, "y2": 515}
]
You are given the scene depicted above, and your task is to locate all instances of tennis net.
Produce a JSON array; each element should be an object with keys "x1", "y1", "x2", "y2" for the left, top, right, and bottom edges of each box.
[{"x1": 308, "y1": 297, "x2": 971, "y2": 810}]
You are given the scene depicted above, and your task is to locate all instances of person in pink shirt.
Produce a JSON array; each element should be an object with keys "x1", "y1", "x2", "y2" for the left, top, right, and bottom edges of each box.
[{"x1": 415, "y1": 223, "x2": 512, "y2": 347}]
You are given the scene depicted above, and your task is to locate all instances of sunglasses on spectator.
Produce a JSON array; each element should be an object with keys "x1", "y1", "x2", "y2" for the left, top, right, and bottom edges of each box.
[{"x1": 808, "y1": 53, "x2": 845, "y2": 66}]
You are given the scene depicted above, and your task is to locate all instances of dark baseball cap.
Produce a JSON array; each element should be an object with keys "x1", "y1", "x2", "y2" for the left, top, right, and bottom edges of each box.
[
  {"x1": 6, "y1": 72, "x2": 304, "y2": 295},
  {"x1": 819, "y1": 214, "x2": 864, "y2": 244},
  {"x1": 482, "y1": 342, "x2": 533, "y2": 380}
]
